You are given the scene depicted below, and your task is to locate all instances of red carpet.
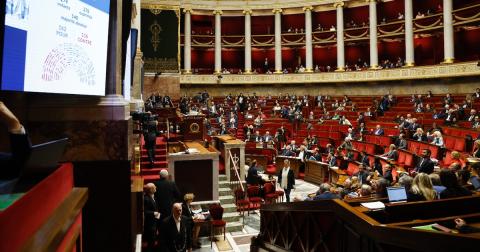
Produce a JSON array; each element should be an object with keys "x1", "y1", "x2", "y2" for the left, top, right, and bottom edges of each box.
[{"x1": 140, "y1": 136, "x2": 168, "y2": 184}]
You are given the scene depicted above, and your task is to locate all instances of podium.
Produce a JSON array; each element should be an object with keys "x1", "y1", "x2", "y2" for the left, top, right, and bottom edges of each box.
[{"x1": 182, "y1": 115, "x2": 205, "y2": 141}]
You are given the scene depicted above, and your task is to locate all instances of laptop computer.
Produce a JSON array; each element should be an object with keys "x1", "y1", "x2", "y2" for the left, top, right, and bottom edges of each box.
[
  {"x1": 21, "y1": 138, "x2": 69, "y2": 176},
  {"x1": 387, "y1": 186, "x2": 408, "y2": 204}
]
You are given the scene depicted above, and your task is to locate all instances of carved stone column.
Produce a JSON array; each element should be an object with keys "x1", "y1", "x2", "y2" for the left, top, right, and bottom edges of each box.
[
  {"x1": 304, "y1": 6, "x2": 314, "y2": 72},
  {"x1": 214, "y1": 10, "x2": 222, "y2": 74},
  {"x1": 183, "y1": 8, "x2": 192, "y2": 73},
  {"x1": 335, "y1": 2, "x2": 345, "y2": 71},
  {"x1": 404, "y1": 0, "x2": 415, "y2": 66},
  {"x1": 273, "y1": 8, "x2": 283, "y2": 73},
  {"x1": 244, "y1": 9, "x2": 253, "y2": 73},
  {"x1": 368, "y1": 0, "x2": 379, "y2": 69},
  {"x1": 443, "y1": 0, "x2": 454, "y2": 63}
]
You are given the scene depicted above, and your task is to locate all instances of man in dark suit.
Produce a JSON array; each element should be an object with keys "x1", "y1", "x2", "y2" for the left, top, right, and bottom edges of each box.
[
  {"x1": 143, "y1": 116, "x2": 158, "y2": 167},
  {"x1": 381, "y1": 144, "x2": 399, "y2": 161},
  {"x1": 154, "y1": 170, "x2": 181, "y2": 225},
  {"x1": 0, "y1": 101, "x2": 32, "y2": 181},
  {"x1": 144, "y1": 183, "x2": 160, "y2": 252},
  {"x1": 281, "y1": 145, "x2": 296, "y2": 157},
  {"x1": 159, "y1": 202, "x2": 191, "y2": 252},
  {"x1": 246, "y1": 160, "x2": 263, "y2": 185},
  {"x1": 353, "y1": 164, "x2": 370, "y2": 185},
  {"x1": 374, "y1": 125, "x2": 384, "y2": 136},
  {"x1": 414, "y1": 149, "x2": 435, "y2": 174},
  {"x1": 277, "y1": 159, "x2": 295, "y2": 202}
]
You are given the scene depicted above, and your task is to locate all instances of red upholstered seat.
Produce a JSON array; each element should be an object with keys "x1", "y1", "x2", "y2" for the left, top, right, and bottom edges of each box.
[
  {"x1": 211, "y1": 220, "x2": 226, "y2": 226},
  {"x1": 209, "y1": 204, "x2": 226, "y2": 246},
  {"x1": 346, "y1": 162, "x2": 359, "y2": 176},
  {"x1": 263, "y1": 182, "x2": 278, "y2": 204}
]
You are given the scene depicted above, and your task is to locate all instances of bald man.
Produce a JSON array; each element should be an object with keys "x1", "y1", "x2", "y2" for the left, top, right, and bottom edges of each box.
[
  {"x1": 154, "y1": 170, "x2": 181, "y2": 223},
  {"x1": 159, "y1": 202, "x2": 191, "y2": 252}
]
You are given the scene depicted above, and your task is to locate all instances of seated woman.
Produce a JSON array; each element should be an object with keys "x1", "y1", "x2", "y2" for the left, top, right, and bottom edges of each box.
[
  {"x1": 430, "y1": 130, "x2": 445, "y2": 147},
  {"x1": 408, "y1": 173, "x2": 437, "y2": 201},
  {"x1": 445, "y1": 151, "x2": 465, "y2": 168},
  {"x1": 412, "y1": 128, "x2": 428, "y2": 142},
  {"x1": 472, "y1": 140, "x2": 480, "y2": 158}
]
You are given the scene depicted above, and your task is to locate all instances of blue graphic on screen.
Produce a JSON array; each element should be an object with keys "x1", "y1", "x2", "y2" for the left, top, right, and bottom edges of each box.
[
  {"x1": 6, "y1": 0, "x2": 29, "y2": 19},
  {"x1": 1, "y1": 26, "x2": 27, "y2": 91}
]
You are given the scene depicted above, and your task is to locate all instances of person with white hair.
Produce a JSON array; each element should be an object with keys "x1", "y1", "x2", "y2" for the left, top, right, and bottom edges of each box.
[
  {"x1": 154, "y1": 170, "x2": 181, "y2": 224},
  {"x1": 159, "y1": 202, "x2": 191, "y2": 252},
  {"x1": 430, "y1": 130, "x2": 444, "y2": 147}
]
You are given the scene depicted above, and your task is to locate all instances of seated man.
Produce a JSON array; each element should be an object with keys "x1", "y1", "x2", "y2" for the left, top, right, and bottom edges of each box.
[
  {"x1": 0, "y1": 101, "x2": 32, "y2": 181},
  {"x1": 381, "y1": 144, "x2": 399, "y2": 161}
]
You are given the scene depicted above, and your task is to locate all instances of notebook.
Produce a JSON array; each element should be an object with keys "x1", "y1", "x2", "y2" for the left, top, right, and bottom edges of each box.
[{"x1": 387, "y1": 186, "x2": 408, "y2": 203}]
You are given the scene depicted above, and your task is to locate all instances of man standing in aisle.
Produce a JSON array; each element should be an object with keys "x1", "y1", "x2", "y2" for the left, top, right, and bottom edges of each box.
[{"x1": 277, "y1": 159, "x2": 295, "y2": 202}]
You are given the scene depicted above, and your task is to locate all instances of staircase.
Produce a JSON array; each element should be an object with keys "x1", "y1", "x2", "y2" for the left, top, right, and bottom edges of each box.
[
  {"x1": 218, "y1": 174, "x2": 244, "y2": 233},
  {"x1": 140, "y1": 136, "x2": 168, "y2": 184}
]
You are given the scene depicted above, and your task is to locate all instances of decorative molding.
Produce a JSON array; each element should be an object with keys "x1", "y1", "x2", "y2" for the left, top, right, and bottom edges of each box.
[
  {"x1": 272, "y1": 8, "x2": 283, "y2": 14},
  {"x1": 243, "y1": 9, "x2": 253, "y2": 15},
  {"x1": 183, "y1": 8, "x2": 192, "y2": 13},
  {"x1": 213, "y1": 9, "x2": 223, "y2": 15},
  {"x1": 333, "y1": 1, "x2": 345, "y2": 8},
  {"x1": 179, "y1": 62, "x2": 480, "y2": 85},
  {"x1": 303, "y1": 6, "x2": 314, "y2": 12}
]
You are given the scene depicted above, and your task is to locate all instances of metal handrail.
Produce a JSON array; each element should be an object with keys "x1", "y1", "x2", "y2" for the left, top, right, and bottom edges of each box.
[{"x1": 228, "y1": 149, "x2": 245, "y2": 193}]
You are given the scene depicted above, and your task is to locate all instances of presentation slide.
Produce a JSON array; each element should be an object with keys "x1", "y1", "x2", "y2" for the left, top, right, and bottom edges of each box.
[{"x1": 1, "y1": 0, "x2": 110, "y2": 95}]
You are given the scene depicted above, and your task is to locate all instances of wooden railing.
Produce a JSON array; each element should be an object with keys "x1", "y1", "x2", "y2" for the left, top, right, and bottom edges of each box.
[{"x1": 252, "y1": 196, "x2": 480, "y2": 252}]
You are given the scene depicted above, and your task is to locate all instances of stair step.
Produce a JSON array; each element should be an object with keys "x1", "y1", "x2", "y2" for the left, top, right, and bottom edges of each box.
[
  {"x1": 141, "y1": 155, "x2": 167, "y2": 162},
  {"x1": 226, "y1": 221, "x2": 243, "y2": 232},
  {"x1": 143, "y1": 175, "x2": 159, "y2": 184},
  {"x1": 141, "y1": 168, "x2": 166, "y2": 176},
  {"x1": 219, "y1": 187, "x2": 232, "y2": 196},
  {"x1": 222, "y1": 203, "x2": 238, "y2": 213},
  {"x1": 140, "y1": 161, "x2": 168, "y2": 168},
  {"x1": 218, "y1": 180, "x2": 231, "y2": 189},
  {"x1": 218, "y1": 175, "x2": 228, "y2": 181},
  {"x1": 219, "y1": 195, "x2": 234, "y2": 204},
  {"x1": 223, "y1": 212, "x2": 241, "y2": 222}
]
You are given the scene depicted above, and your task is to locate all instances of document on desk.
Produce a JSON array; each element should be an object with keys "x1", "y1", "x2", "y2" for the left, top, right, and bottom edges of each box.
[{"x1": 360, "y1": 201, "x2": 385, "y2": 210}]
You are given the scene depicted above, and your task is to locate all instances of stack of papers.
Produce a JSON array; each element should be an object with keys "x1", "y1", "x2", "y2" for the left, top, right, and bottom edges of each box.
[{"x1": 360, "y1": 201, "x2": 386, "y2": 210}]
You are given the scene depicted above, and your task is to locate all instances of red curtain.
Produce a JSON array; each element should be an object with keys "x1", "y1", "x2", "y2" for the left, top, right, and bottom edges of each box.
[
  {"x1": 313, "y1": 46, "x2": 337, "y2": 67},
  {"x1": 345, "y1": 44, "x2": 369, "y2": 65},
  {"x1": 191, "y1": 15, "x2": 214, "y2": 35},
  {"x1": 345, "y1": 6, "x2": 369, "y2": 24},
  {"x1": 414, "y1": 0, "x2": 442, "y2": 14},
  {"x1": 252, "y1": 16, "x2": 274, "y2": 35},
  {"x1": 282, "y1": 47, "x2": 297, "y2": 70},
  {"x1": 378, "y1": 40, "x2": 405, "y2": 62},
  {"x1": 191, "y1": 48, "x2": 214, "y2": 71},
  {"x1": 313, "y1": 10, "x2": 336, "y2": 28},
  {"x1": 222, "y1": 49, "x2": 244, "y2": 69},
  {"x1": 283, "y1": 13, "x2": 305, "y2": 32},
  {"x1": 378, "y1": 0, "x2": 404, "y2": 21},
  {"x1": 414, "y1": 35, "x2": 441, "y2": 65},
  {"x1": 222, "y1": 16, "x2": 244, "y2": 35},
  {"x1": 456, "y1": 28, "x2": 480, "y2": 61}
]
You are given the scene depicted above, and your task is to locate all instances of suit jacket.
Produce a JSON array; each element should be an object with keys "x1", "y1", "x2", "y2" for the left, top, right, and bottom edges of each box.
[
  {"x1": 415, "y1": 158, "x2": 435, "y2": 174},
  {"x1": 385, "y1": 150, "x2": 399, "y2": 161},
  {"x1": 154, "y1": 178, "x2": 181, "y2": 219},
  {"x1": 412, "y1": 133, "x2": 427, "y2": 142},
  {"x1": 282, "y1": 149, "x2": 296, "y2": 157},
  {"x1": 374, "y1": 129, "x2": 384, "y2": 136},
  {"x1": 354, "y1": 171, "x2": 369, "y2": 184},
  {"x1": 247, "y1": 165, "x2": 261, "y2": 185},
  {"x1": 159, "y1": 215, "x2": 191, "y2": 252},
  {"x1": 277, "y1": 168, "x2": 295, "y2": 190},
  {"x1": 0, "y1": 133, "x2": 32, "y2": 180},
  {"x1": 144, "y1": 194, "x2": 158, "y2": 240}
]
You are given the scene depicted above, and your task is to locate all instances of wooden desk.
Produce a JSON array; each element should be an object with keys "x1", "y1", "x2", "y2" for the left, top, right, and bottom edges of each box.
[
  {"x1": 275, "y1": 156, "x2": 302, "y2": 178},
  {"x1": 168, "y1": 141, "x2": 220, "y2": 202},
  {"x1": 304, "y1": 160, "x2": 329, "y2": 185}
]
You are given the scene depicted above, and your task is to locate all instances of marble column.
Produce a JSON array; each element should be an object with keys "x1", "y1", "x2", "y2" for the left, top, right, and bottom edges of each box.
[
  {"x1": 131, "y1": 0, "x2": 144, "y2": 110},
  {"x1": 214, "y1": 10, "x2": 222, "y2": 74},
  {"x1": 273, "y1": 8, "x2": 283, "y2": 73},
  {"x1": 244, "y1": 9, "x2": 252, "y2": 73},
  {"x1": 368, "y1": 0, "x2": 379, "y2": 69},
  {"x1": 443, "y1": 0, "x2": 454, "y2": 63},
  {"x1": 183, "y1": 9, "x2": 192, "y2": 73},
  {"x1": 304, "y1": 6, "x2": 314, "y2": 72},
  {"x1": 404, "y1": 0, "x2": 415, "y2": 66},
  {"x1": 335, "y1": 2, "x2": 345, "y2": 71}
]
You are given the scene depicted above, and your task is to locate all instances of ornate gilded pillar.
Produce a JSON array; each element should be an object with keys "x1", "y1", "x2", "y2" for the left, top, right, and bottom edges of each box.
[
  {"x1": 273, "y1": 8, "x2": 283, "y2": 73},
  {"x1": 404, "y1": 0, "x2": 415, "y2": 66},
  {"x1": 214, "y1": 10, "x2": 222, "y2": 74},
  {"x1": 244, "y1": 9, "x2": 252, "y2": 73},
  {"x1": 368, "y1": 0, "x2": 379, "y2": 69},
  {"x1": 304, "y1": 6, "x2": 313, "y2": 72},
  {"x1": 443, "y1": 0, "x2": 454, "y2": 63},
  {"x1": 335, "y1": 2, "x2": 345, "y2": 71},
  {"x1": 183, "y1": 8, "x2": 192, "y2": 73}
]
